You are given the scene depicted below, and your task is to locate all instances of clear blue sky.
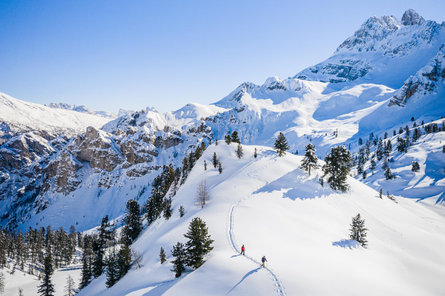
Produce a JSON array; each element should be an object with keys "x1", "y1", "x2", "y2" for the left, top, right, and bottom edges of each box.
[{"x1": 1, "y1": 0, "x2": 444, "y2": 113}]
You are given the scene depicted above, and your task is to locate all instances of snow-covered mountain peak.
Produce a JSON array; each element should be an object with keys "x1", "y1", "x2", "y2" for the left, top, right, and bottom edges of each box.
[
  {"x1": 46, "y1": 102, "x2": 116, "y2": 118},
  {"x1": 401, "y1": 9, "x2": 425, "y2": 26}
]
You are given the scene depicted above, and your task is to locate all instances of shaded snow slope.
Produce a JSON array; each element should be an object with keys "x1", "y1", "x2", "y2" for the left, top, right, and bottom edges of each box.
[
  {"x1": 0, "y1": 92, "x2": 113, "y2": 135},
  {"x1": 79, "y1": 144, "x2": 445, "y2": 296}
]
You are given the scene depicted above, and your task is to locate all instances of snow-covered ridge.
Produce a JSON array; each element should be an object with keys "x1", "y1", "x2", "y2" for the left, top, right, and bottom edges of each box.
[
  {"x1": 0, "y1": 92, "x2": 113, "y2": 135},
  {"x1": 46, "y1": 102, "x2": 116, "y2": 118}
]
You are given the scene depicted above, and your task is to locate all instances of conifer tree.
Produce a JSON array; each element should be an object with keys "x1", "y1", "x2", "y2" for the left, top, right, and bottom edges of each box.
[
  {"x1": 274, "y1": 132, "x2": 289, "y2": 157},
  {"x1": 79, "y1": 237, "x2": 93, "y2": 289},
  {"x1": 184, "y1": 218, "x2": 214, "y2": 269},
  {"x1": 370, "y1": 158, "x2": 376, "y2": 174},
  {"x1": 322, "y1": 146, "x2": 351, "y2": 192},
  {"x1": 231, "y1": 131, "x2": 240, "y2": 143},
  {"x1": 254, "y1": 148, "x2": 257, "y2": 158},
  {"x1": 117, "y1": 244, "x2": 132, "y2": 279},
  {"x1": 122, "y1": 199, "x2": 142, "y2": 245},
  {"x1": 301, "y1": 143, "x2": 319, "y2": 175},
  {"x1": 224, "y1": 133, "x2": 232, "y2": 144},
  {"x1": 105, "y1": 250, "x2": 118, "y2": 288},
  {"x1": 38, "y1": 253, "x2": 55, "y2": 296},
  {"x1": 204, "y1": 160, "x2": 207, "y2": 171},
  {"x1": 160, "y1": 247, "x2": 167, "y2": 264},
  {"x1": 163, "y1": 197, "x2": 172, "y2": 220},
  {"x1": 212, "y1": 152, "x2": 218, "y2": 168},
  {"x1": 171, "y1": 242, "x2": 186, "y2": 278},
  {"x1": 179, "y1": 206, "x2": 185, "y2": 218},
  {"x1": 236, "y1": 143, "x2": 243, "y2": 159},
  {"x1": 93, "y1": 215, "x2": 114, "y2": 278},
  {"x1": 376, "y1": 139, "x2": 384, "y2": 160},
  {"x1": 384, "y1": 166, "x2": 394, "y2": 180},
  {"x1": 218, "y1": 162, "x2": 222, "y2": 174},
  {"x1": 349, "y1": 213, "x2": 368, "y2": 247},
  {"x1": 379, "y1": 188, "x2": 383, "y2": 199},
  {"x1": 411, "y1": 161, "x2": 420, "y2": 172},
  {"x1": 362, "y1": 171, "x2": 367, "y2": 179}
]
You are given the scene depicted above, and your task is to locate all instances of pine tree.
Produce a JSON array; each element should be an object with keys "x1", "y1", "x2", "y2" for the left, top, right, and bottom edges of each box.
[
  {"x1": 79, "y1": 237, "x2": 93, "y2": 289},
  {"x1": 38, "y1": 253, "x2": 55, "y2": 296},
  {"x1": 231, "y1": 131, "x2": 240, "y2": 143},
  {"x1": 93, "y1": 215, "x2": 114, "y2": 278},
  {"x1": 274, "y1": 132, "x2": 289, "y2": 157},
  {"x1": 212, "y1": 152, "x2": 218, "y2": 168},
  {"x1": 300, "y1": 143, "x2": 319, "y2": 175},
  {"x1": 179, "y1": 206, "x2": 185, "y2": 218},
  {"x1": 370, "y1": 158, "x2": 376, "y2": 174},
  {"x1": 64, "y1": 275, "x2": 76, "y2": 296},
  {"x1": 411, "y1": 161, "x2": 420, "y2": 172},
  {"x1": 349, "y1": 213, "x2": 368, "y2": 247},
  {"x1": 384, "y1": 166, "x2": 394, "y2": 180},
  {"x1": 322, "y1": 146, "x2": 351, "y2": 192},
  {"x1": 236, "y1": 143, "x2": 243, "y2": 159},
  {"x1": 218, "y1": 162, "x2": 222, "y2": 174},
  {"x1": 171, "y1": 242, "x2": 186, "y2": 278},
  {"x1": 204, "y1": 160, "x2": 207, "y2": 171},
  {"x1": 105, "y1": 249, "x2": 119, "y2": 288},
  {"x1": 379, "y1": 188, "x2": 383, "y2": 199},
  {"x1": 163, "y1": 197, "x2": 173, "y2": 220},
  {"x1": 122, "y1": 199, "x2": 142, "y2": 245},
  {"x1": 376, "y1": 139, "x2": 384, "y2": 160},
  {"x1": 362, "y1": 171, "x2": 367, "y2": 179},
  {"x1": 117, "y1": 244, "x2": 132, "y2": 279},
  {"x1": 224, "y1": 133, "x2": 232, "y2": 144},
  {"x1": 254, "y1": 148, "x2": 257, "y2": 158},
  {"x1": 160, "y1": 247, "x2": 166, "y2": 264},
  {"x1": 184, "y1": 218, "x2": 214, "y2": 269}
]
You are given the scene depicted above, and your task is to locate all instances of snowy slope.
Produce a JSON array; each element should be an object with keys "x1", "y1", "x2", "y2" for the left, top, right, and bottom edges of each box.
[
  {"x1": 0, "y1": 92, "x2": 113, "y2": 135},
  {"x1": 79, "y1": 144, "x2": 445, "y2": 296}
]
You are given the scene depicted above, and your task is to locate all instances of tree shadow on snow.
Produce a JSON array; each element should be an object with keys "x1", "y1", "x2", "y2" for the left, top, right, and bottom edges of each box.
[
  {"x1": 332, "y1": 239, "x2": 360, "y2": 249},
  {"x1": 254, "y1": 169, "x2": 333, "y2": 200},
  {"x1": 226, "y1": 267, "x2": 261, "y2": 294}
]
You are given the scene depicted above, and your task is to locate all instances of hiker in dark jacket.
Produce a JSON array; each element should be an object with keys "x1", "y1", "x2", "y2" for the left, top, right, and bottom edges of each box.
[{"x1": 261, "y1": 256, "x2": 267, "y2": 268}]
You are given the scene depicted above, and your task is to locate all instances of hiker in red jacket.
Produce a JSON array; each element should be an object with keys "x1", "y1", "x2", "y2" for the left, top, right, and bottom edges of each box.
[{"x1": 240, "y1": 245, "x2": 245, "y2": 255}]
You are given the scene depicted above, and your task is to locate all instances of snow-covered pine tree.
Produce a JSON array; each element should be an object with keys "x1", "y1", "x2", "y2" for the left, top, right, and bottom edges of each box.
[
  {"x1": 370, "y1": 158, "x2": 376, "y2": 174},
  {"x1": 322, "y1": 146, "x2": 351, "y2": 192},
  {"x1": 274, "y1": 132, "x2": 289, "y2": 157},
  {"x1": 122, "y1": 199, "x2": 142, "y2": 245},
  {"x1": 184, "y1": 217, "x2": 214, "y2": 269},
  {"x1": 218, "y1": 162, "x2": 222, "y2": 174},
  {"x1": 171, "y1": 242, "x2": 186, "y2": 278},
  {"x1": 301, "y1": 143, "x2": 319, "y2": 176},
  {"x1": 204, "y1": 160, "x2": 207, "y2": 171},
  {"x1": 163, "y1": 197, "x2": 173, "y2": 220},
  {"x1": 38, "y1": 252, "x2": 55, "y2": 296},
  {"x1": 160, "y1": 247, "x2": 167, "y2": 264},
  {"x1": 236, "y1": 143, "x2": 243, "y2": 159},
  {"x1": 411, "y1": 161, "x2": 420, "y2": 172},
  {"x1": 349, "y1": 213, "x2": 368, "y2": 247},
  {"x1": 64, "y1": 275, "x2": 76, "y2": 296}
]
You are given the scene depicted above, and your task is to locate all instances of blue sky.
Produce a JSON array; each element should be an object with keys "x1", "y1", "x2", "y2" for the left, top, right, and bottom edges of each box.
[{"x1": 1, "y1": 0, "x2": 444, "y2": 113}]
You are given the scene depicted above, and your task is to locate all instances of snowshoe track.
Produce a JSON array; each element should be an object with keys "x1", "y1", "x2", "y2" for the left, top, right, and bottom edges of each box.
[{"x1": 228, "y1": 202, "x2": 287, "y2": 296}]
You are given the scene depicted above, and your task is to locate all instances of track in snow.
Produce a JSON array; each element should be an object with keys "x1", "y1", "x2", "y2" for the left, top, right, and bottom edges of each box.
[{"x1": 227, "y1": 202, "x2": 287, "y2": 296}]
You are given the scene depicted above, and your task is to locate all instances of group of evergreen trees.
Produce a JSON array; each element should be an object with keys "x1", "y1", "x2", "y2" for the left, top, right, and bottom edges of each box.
[{"x1": 168, "y1": 217, "x2": 213, "y2": 278}]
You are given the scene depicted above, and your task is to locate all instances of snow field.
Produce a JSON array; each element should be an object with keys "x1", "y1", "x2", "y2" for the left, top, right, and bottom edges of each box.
[{"x1": 79, "y1": 143, "x2": 445, "y2": 295}]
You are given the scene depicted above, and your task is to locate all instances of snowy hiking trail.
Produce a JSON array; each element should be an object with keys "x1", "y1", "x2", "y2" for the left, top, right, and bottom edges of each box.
[{"x1": 227, "y1": 201, "x2": 287, "y2": 296}]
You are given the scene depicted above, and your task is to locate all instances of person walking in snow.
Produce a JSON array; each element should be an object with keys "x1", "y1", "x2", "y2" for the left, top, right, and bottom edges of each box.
[
  {"x1": 261, "y1": 256, "x2": 267, "y2": 268},
  {"x1": 240, "y1": 245, "x2": 245, "y2": 255}
]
